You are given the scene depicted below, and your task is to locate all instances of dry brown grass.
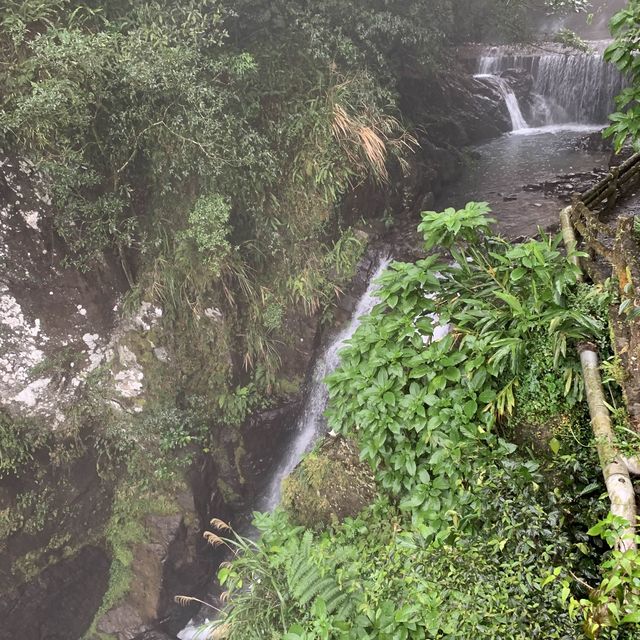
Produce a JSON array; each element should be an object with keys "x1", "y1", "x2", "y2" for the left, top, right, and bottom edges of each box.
[
  {"x1": 331, "y1": 100, "x2": 416, "y2": 184},
  {"x1": 203, "y1": 531, "x2": 226, "y2": 547},
  {"x1": 210, "y1": 517, "x2": 232, "y2": 532}
]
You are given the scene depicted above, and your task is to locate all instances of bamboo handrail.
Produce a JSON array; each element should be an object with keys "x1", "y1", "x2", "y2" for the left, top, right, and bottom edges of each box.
[
  {"x1": 581, "y1": 152, "x2": 640, "y2": 210},
  {"x1": 559, "y1": 204, "x2": 637, "y2": 551}
]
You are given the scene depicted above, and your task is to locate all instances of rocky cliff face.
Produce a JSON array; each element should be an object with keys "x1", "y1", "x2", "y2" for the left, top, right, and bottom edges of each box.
[{"x1": 0, "y1": 61, "x2": 510, "y2": 640}]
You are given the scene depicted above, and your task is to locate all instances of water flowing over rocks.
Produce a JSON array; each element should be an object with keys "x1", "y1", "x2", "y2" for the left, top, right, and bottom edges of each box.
[{"x1": 461, "y1": 41, "x2": 626, "y2": 127}]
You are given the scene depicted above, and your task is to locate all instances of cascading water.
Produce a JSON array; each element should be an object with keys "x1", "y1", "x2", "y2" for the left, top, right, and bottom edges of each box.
[
  {"x1": 258, "y1": 255, "x2": 392, "y2": 511},
  {"x1": 475, "y1": 73, "x2": 529, "y2": 131},
  {"x1": 177, "y1": 255, "x2": 391, "y2": 640},
  {"x1": 478, "y1": 41, "x2": 625, "y2": 125}
]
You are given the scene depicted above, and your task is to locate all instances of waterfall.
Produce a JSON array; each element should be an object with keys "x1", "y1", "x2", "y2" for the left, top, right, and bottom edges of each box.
[
  {"x1": 177, "y1": 255, "x2": 391, "y2": 640},
  {"x1": 258, "y1": 255, "x2": 392, "y2": 512},
  {"x1": 475, "y1": 73, "x2": 529, "y2": 131},
  {"x1": 477, "y1": 43, "x2": 625, "y2": 125}
]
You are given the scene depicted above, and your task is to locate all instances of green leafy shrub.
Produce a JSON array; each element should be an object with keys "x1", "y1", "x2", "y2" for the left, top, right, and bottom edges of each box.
[
  {"x1": 205, "y1": 205, "x2": 620, "y2": 640},
  {"x1": 205, "y1": 514, "x2": 357, "y2": 639},
  {"x1": 0, "y1": 414, "x2": 46, "y2": 478},
  {"x1": 326, "y1": 202, "x2": 601, "y2": 534},
  {"x1": 604, "y1": 1, "x2": 640, "y2": 152},
  {"x1": 549, "y1": 514, "x2": 640, "y2": 640},
  {"x1": 209, "y1": 456, "x2": 603, "y2": 639},
  {"x1": 179, "y1": 195, "x2": 232, "y2": 276}
]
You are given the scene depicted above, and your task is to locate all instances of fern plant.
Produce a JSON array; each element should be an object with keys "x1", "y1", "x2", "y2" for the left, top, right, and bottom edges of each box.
[
  {"x1": 195, "y1": 514, "x2": 356, "y2": 639},
  {"x1": 286, "y1": 531, "x2": 354, "y2": 622}
]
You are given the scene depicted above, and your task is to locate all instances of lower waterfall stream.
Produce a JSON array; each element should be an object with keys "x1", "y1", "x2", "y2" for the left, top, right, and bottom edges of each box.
[
  {"x1": 256, "y1": 256, "x2": 393, "y2": 514},
  {"x1": 175, "y1": 43, "x2": 619, "y2": 640},
  {"x1": 177, "y1": 257, "x2": 392, "y2": 639}
]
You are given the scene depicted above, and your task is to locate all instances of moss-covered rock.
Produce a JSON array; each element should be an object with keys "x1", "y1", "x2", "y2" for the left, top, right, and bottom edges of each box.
[{"x1": 281, "y1": 436, "x2": 376, "y2": 530}]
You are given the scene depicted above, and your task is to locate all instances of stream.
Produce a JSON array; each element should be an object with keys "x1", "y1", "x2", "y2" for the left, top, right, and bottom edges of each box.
[
  {"x1": 175, "y1": 41, "x2": 622, "y2": 640},
  {"x1": 442, "y1": 125, "x2": 610, "y2": 236}
]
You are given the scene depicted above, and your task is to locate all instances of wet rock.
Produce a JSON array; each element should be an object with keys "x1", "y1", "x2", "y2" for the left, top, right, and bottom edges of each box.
[
  {"x1": 576, "y1": 130, "x2": 613, "y2": 153},
  {"x1": 419, "y1": 191, "x2": 435, "y2": 212},
  {"x1": 398, "y1": 69, "x2": 511, "y2": 148},
  {"x1": 523, "y1": 168, "x2": 609, "y2": 203},
  {"x1": 0, "y1": 545, "x2": 110, "y2": 640},
  {"x1": 97, "y1": 604, "x2": 145, "y2": 640},
  {"x1": 0, "y1": 156, "x2": 124, "y2": 425},
  {"x1": 96, "y1": 495, "x2": 202, "y2": 640},
  {"x1": 134, "y1": 632, "x2": 175, "y2": 640},
  {"x1": 501, "y1": 68, "x2": 534, "y2": 105}
]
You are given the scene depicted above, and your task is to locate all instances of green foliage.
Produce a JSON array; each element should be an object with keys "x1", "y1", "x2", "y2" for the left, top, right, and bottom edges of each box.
[
  {"x1": 208, "y1": 206, "x2": 621, "y2": 639},
  {"x1": 213, "y1": 453, "x2": 603, "y2": 639},
  {"x1": 546, "y1": 514, "x2": 640, "y2": 640},
  {"x1": 208, "y1": 514, "x2": 357, "y2": 638},
  {"x1": 0, "y1": 413, "x2": 46, "y2": 478},
  {"x1": 179, "y1": 194, "x2": 231, "y2": 277},
  {"x1": 326, "y1": 203, "x2": 601, "y2": 534},
  {"x1": 604, "y1": 1, "x2": 640, "y2": 152},
  {"x1": 512, "y1": 282, "x2": 613, "y2": 451},
  {"x1": 93, "y1": 399, "x2": 210, "y2": 482},
  {"x1": 553, "y1": 28, "x2": 592, "y2": 52}
]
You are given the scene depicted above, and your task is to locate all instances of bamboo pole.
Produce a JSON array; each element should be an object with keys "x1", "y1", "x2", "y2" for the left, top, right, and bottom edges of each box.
[
  {"x1": 560, "y1": 208, "x2": 637, "y2": 551},
  {"x1": 579, "y1": 345, "x2": 637, "y2": 552},
  {"x1": 560, "y1": 206, "x2": 583, "y2": 278}
]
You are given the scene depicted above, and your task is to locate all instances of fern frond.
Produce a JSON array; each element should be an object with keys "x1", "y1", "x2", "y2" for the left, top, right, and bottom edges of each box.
[
  {"x1": 331, "y1": 592, "x2": 354, "y2": 620},
  {"x1": 321, "y1": 584, "x2": 342, "y2": 613}
]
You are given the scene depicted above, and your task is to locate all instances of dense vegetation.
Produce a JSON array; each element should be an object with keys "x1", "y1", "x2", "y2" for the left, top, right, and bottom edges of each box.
[
  {"x1": 2, "y1": 0, "x2": 635, "y2": 636},
  {"x1": 204, "y1": 206, "x2": 640, "y2": 639},
  {"x1": 0, "y1": 0, "x2": 593, "y2": 458}
]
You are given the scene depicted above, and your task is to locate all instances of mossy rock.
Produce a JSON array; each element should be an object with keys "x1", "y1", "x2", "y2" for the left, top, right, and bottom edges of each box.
[
  {"x1": 510, "y1": 413, "x2": 572, "y2": 458},
  {"x1": 281, "y1": 436, "x2": 376, "y2": 530}
]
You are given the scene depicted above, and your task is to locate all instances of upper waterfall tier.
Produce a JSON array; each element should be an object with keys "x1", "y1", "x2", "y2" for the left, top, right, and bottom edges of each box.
[
  {"x1": 475, "y1": 42, "x2": 625, "y2": 125},
  {"x1": 475, "y1": 73, "x2": 529, "y2": 131}
]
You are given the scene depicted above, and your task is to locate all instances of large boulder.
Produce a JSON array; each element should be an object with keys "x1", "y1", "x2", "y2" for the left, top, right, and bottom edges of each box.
[
  {"x1": 95, "y1": 493, "x2": 203, "y2": 640},
  {"x1": 500, "y1": 68, "x2": 534, "y2": 104}
]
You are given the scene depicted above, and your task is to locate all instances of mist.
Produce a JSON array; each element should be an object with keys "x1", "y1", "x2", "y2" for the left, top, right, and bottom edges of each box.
[{"x1": 539, "y1": 0, "x2": 627, "y2": 40}]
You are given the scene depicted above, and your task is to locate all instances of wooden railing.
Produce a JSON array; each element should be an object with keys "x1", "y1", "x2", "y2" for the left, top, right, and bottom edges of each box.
[
  {"x1": 580, "y1": 151, "x2": 640, "y2": 212},
  {"x1": 559, "y1": 152, "x2": 640, "y2": 551}
]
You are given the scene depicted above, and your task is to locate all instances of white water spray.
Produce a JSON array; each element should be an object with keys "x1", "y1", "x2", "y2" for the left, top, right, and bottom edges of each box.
[
  {"x1": 475, "y1": 73, "x2": 529, "y2": 132},
  {"x1": 258, "y1": 255, "x2": 392, "y2": 512},
  {"x1": 476, "y1": 44, "x2": 625, "y2": 126}
]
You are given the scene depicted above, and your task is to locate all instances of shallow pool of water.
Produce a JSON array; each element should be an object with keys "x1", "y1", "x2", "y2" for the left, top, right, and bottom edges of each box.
[{"x1": 440, "y1": 125, "x2": 610, "y2": 236}]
